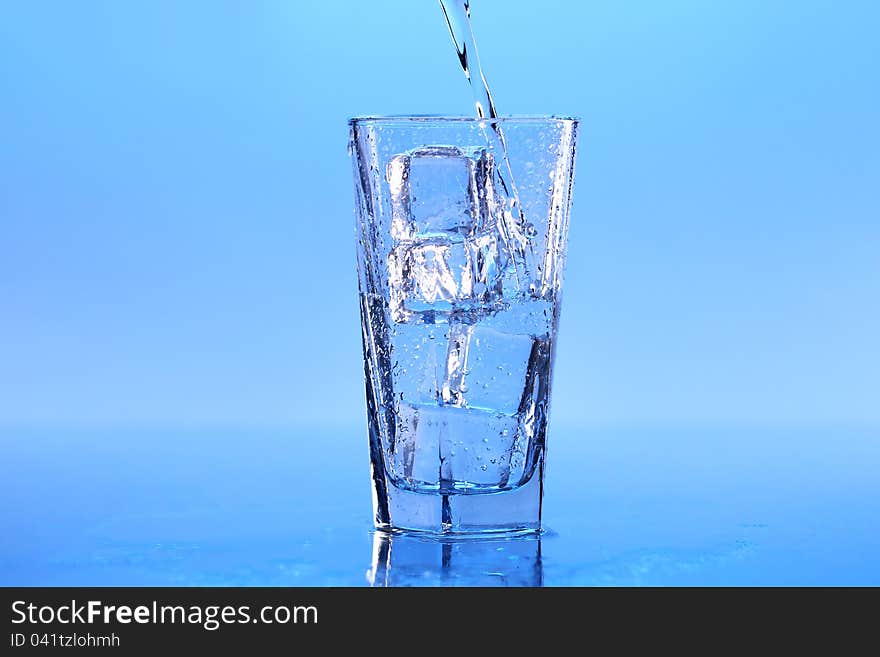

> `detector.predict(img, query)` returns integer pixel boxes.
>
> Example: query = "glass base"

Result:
[372,461,544,535]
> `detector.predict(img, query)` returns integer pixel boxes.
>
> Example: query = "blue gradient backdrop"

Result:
[2,0,880,587]
[2,1,878,431]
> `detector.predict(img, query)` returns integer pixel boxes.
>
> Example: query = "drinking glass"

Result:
[350,116,579,534]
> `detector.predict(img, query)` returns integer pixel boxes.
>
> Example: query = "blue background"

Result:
[1,1,878,585]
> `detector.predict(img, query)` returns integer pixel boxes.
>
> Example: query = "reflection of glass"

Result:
[351,117,579,534]
[367,532,543,587]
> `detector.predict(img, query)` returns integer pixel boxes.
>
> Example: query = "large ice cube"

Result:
[387,145,481,241]
[389,401,521,491]
[386,145,521,324]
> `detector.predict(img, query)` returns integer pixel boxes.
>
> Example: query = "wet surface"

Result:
[2,426,878,586]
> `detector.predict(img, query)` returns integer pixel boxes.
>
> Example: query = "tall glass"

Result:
[350,116,579,534]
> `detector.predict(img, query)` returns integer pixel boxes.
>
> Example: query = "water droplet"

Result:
[480,464,488,471]
[525,223,538,238]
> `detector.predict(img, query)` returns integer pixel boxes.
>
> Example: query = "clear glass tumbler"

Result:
[350,116,579,534]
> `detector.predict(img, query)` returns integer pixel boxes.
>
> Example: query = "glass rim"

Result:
[348,114,579,126]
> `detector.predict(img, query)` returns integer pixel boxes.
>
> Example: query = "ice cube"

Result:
[389,233,514,323]
[389,401,521,490]
[386,146,525,324]
[388,238,467,319]
[387,146,479,241]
